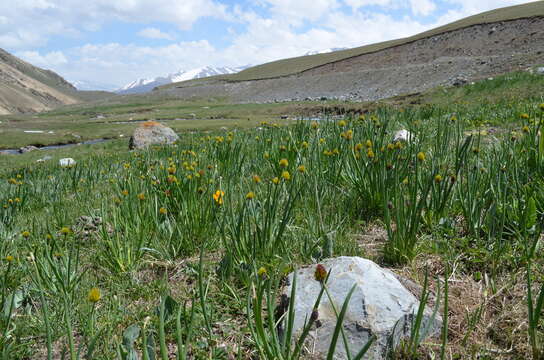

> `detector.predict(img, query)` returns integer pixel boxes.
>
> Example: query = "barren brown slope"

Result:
[157,14,544,103]
[161,0,544,87]
[0,48,80,114]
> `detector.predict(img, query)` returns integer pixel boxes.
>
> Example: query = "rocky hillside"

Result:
[157,2,544,103]
[0,48,80,114]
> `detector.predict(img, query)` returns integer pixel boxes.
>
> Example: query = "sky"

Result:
[0,0,532,90]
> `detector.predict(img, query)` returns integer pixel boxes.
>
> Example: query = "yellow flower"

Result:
[167,166,176,174]
[159,207,167,215]
[297,165,306,173]
[279,159,289,167]
[121,190,129,196]
[88,287,101,303]
[137,193,145,201]
[367,149,375,159]
[246,191,255,200]
[365,140,372,148]
[338,120,346,127]
[311,121,318,129]
[434,174,443,183]
[257,267,267,277]
[213,190,224,205]
[520,113,529,119]
[417,152,426,162]
[8,199,13,204]
[402,177,409,185]
[5,256,14,263]
[354,143,363,152]
[252,175,261,184]
[301,141,309,148]
[14,198,21,203]
[522,125,530,133]
[319,138,325,144]
[387,143,395,151]
[272,177,280,185]
[60,227,72,235]
[343,129,353,140]
[21,231,30,238]
[263,152,270,159]
[123,163,131,169]
[540,103,544,111]
[281,171,291,181]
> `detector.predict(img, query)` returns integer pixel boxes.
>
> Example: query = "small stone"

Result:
[19,146,38,154]
[393,129,413,143]
[59,158,76,167]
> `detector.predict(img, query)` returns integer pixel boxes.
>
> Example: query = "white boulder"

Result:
[283,257,441,359]
[393,129,412,143]
[59,158,76,167]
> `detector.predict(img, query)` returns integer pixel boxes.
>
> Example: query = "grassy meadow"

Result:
[0,73,543,359]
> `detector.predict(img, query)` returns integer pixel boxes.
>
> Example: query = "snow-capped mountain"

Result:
[304,47,348,56]
[118,65,250,94]
[70,79,118,92]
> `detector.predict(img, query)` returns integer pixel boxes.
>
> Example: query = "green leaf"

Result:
[326,284,357,360]
[3,288,25,319]
[524,197,537,230]
[122,324,140,360]
[154,295,178,319]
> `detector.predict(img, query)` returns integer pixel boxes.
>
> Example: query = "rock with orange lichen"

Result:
[129,121,179,149]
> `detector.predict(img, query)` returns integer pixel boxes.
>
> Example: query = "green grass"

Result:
[160,1,544,86]
[0,88,543,358]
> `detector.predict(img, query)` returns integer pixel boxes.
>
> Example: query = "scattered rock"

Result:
[283,257,441,359]
[59,158,76,167]
[129,121,179,150]
[19,146,38,153]
[451,76,468,87]
[74,215,105,239]
[393,129,413,143]
[537,67,544,75]
[36,155,52,163]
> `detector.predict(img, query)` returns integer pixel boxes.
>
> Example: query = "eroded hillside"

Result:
[159,16,544,103]
[0,49,80,114]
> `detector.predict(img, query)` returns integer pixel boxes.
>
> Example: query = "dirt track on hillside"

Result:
[159,16,544,103]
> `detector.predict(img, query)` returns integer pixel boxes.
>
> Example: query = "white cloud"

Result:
[17,50,68,67]
[0,0,228,49]
[137,27,175,41]
[445,0,529,15]
[409,0,436,16]
[263,0,340,24]
[344,0,394,9]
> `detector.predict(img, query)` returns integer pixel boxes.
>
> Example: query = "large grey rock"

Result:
[283,257,441,359]
[129,122,179,149]
[537,67,544,75]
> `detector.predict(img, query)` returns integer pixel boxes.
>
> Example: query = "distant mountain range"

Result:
[70,79,119,92]
[117,65,250,94]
